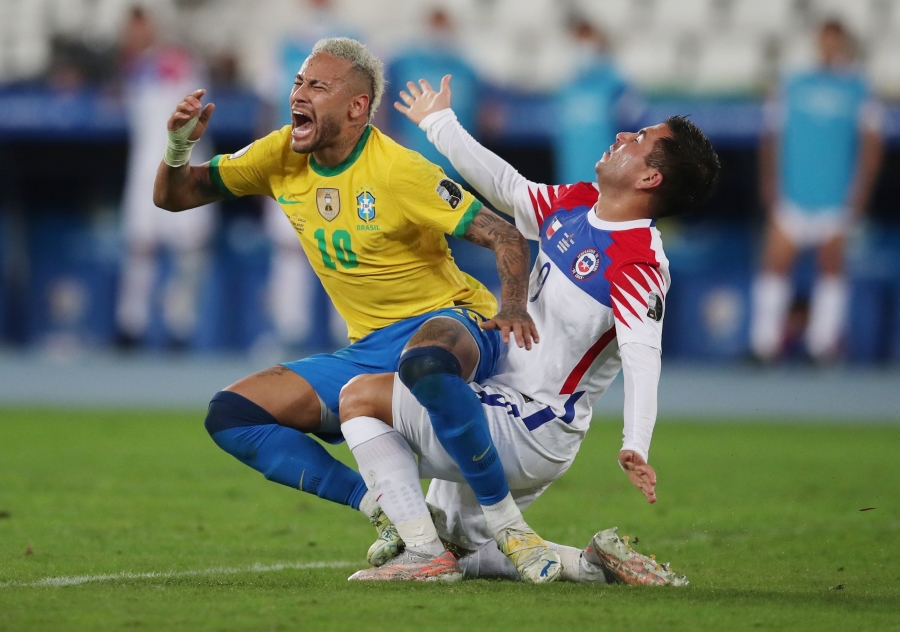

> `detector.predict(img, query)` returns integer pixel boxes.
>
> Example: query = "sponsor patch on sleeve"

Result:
[436,178,463,209]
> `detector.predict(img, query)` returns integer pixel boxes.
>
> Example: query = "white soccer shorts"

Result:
[775,200,850,248]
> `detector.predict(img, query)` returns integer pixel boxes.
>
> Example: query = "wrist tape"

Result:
[164,116,200,167]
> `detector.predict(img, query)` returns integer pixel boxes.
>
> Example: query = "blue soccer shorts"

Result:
[283,307,501,442]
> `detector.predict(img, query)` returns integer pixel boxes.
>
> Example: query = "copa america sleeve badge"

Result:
[436,178,463,209]
[647,292,664,322]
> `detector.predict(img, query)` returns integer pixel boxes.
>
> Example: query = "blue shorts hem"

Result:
[283,307,501,415]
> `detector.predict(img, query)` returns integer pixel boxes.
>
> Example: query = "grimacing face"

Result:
[594,123,671,192]
[288,53,360,154]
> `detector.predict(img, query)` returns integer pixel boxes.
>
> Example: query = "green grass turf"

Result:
[0,409,898,632]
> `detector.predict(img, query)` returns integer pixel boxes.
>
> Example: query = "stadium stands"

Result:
[0,0,897,94]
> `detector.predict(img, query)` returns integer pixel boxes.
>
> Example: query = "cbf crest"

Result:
[316,188,341,221]
[356,190,376,222]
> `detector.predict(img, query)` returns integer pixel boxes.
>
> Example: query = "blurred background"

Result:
[0,0,898,414]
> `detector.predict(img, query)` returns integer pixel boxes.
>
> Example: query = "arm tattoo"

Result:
[464,208,530,311]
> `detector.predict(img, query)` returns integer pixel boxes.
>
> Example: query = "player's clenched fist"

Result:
[164,89,214,168]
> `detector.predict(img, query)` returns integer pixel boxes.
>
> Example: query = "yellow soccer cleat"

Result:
[366,508,405,567]
[495,525,561,583]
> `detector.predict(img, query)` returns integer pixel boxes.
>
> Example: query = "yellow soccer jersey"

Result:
[209,124,497,341]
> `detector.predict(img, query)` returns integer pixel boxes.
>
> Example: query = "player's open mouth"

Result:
[291,111,314,140]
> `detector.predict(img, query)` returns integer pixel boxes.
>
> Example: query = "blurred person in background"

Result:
[256,0,356,352]
[751,19,883,364]
[116,6,218,349]
[554,17,644,185]
[387,6,479,184]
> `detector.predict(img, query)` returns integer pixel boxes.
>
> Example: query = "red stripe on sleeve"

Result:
[610,283,644,322]
[559,326,617,395]
[528,186,546,228]
[623,263,653,296]
[528,182,600,231]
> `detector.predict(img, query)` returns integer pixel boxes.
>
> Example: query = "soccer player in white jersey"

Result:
[337,76,720,583]
[117,7,217,348]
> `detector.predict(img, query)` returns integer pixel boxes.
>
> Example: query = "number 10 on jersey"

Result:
[314,228,359,270]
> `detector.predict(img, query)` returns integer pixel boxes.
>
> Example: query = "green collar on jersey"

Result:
[308,125,372,177]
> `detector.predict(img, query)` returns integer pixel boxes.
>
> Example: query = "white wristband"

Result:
[164,116,200,167]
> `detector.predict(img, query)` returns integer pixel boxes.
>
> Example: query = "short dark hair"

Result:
[644,115,721,218]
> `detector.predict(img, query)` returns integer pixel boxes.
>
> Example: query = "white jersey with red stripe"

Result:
[482,181,669,444]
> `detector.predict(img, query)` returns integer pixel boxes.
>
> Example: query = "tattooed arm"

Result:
[464,207,539,349]
[154,159,225,212]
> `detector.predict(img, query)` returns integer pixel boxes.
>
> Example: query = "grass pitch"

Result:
[0,409,898,632]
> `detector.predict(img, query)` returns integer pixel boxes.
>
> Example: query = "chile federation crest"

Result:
[571,248,601,281]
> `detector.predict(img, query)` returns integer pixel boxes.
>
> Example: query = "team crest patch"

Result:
[571,248,600,281]
[356,191,376,222]
[436,178,463,209]
[647,292,664,322]
[316,188,340,221]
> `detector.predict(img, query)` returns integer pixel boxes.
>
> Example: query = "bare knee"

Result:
[404,318,479,380]
[339,373,395,425]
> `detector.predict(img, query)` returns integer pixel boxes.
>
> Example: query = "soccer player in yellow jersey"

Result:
[153,37,562,581]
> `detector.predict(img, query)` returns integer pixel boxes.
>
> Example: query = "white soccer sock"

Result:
[457,542,519,580]
[549,542,609,584]
[357,490,379,521]
[342,416,444,554]
[480,492,528,537]
[806,275,847,361]
[116,250,156,338]
[750,273,792,360]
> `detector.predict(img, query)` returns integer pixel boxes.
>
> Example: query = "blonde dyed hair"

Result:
[310,37,385,119]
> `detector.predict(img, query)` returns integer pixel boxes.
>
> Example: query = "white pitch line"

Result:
[0,560,355,588]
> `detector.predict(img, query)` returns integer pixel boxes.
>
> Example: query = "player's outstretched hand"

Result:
[395,75,453,125]
[480,307,539,350]
[168,89,215,141]
[618,450,657,504]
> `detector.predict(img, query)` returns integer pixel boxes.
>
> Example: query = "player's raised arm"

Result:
[396,76,545,240]
[153,89,227,212]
